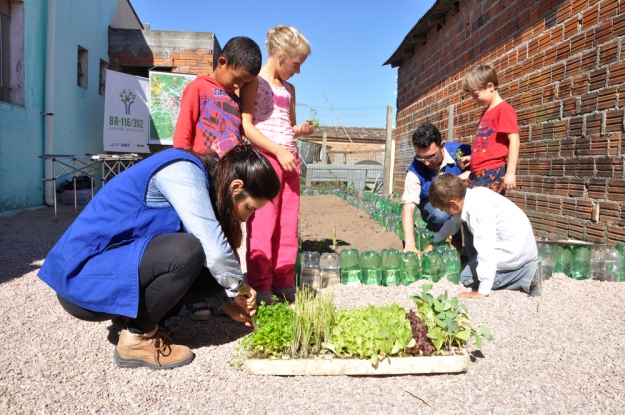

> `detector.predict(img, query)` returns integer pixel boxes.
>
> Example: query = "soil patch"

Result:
[299,194,403,253]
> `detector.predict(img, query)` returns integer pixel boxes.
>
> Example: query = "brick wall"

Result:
[108,28,219,75]
[393,0,625,244]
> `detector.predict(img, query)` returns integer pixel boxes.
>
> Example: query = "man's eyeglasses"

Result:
[415,151,439,163]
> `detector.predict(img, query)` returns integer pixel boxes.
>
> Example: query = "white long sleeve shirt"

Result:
[432,187,537,295]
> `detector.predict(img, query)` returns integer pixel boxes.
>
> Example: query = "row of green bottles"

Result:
[339,247,461,286]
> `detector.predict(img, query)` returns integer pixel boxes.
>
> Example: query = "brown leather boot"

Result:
[114,326,194,369]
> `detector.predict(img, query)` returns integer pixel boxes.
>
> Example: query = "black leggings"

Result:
[57,233,225,333]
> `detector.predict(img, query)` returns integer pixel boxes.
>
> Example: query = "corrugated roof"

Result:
[383,0,458,67]
[305,126,387,141]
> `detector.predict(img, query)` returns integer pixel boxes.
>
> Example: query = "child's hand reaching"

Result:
[277,147,298,173]
[503,172,516,190]
[295,121,315,137]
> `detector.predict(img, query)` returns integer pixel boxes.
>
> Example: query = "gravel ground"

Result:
[1,201,624,414]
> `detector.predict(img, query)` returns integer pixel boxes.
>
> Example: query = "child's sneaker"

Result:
[529,278,541,297]
[186,301,211,321]
[273,286,296,303]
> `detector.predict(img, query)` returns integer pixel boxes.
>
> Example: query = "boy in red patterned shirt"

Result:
[173,37,261,157]
[462,64,519,195]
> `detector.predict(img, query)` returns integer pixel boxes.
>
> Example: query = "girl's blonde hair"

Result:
[462,64,499,93]
[266,25,311,59]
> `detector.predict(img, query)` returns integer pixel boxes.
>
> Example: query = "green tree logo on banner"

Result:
[120,89,137,115]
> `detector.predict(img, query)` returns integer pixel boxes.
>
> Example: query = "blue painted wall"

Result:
[0,0,119,212]
[0,0,47,211]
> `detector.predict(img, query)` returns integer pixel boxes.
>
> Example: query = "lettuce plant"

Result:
[409,284,492,352]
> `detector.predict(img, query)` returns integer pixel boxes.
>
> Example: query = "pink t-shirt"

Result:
[252,75,297,154]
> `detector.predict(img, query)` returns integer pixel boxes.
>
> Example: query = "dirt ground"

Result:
[299,194,403,254]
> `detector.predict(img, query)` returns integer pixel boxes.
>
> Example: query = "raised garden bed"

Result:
[245,348,469,376]
[235,285,490,377]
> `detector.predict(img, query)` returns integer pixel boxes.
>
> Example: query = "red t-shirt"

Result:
[173,76,242,157]
[470,100,518,172]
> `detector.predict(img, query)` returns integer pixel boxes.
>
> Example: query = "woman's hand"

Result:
[277,147,298,173]
[235,283,257,318]
[221,301,253,326]
[423,243,435,253]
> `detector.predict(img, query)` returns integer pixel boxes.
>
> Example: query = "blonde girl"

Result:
[240,25,313,304]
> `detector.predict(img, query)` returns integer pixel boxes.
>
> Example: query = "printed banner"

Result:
[103,70,151,153]
[148,71,196,145]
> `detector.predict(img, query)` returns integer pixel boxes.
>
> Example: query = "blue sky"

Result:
[130,0,436,126]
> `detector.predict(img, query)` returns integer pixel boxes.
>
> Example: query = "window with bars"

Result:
[0,0,11,103]
[0,0,24,106]
[77,46,88,88]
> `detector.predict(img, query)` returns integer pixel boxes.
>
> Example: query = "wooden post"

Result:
[383,105,393,195]
[321,131,327,164]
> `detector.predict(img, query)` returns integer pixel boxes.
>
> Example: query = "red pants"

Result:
[246,151,300,292]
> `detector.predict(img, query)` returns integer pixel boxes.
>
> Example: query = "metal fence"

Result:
[296,104,394,194]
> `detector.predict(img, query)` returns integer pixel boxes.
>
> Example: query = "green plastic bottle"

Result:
[421,251,442,282]
[554,245,573,276]
[615,243,625,282]
[360,250,382,285]
[570,245,591,280]
[400,252,421,285]
[442,251,461,285]
[381,249,402,286]
[340,248,362,285]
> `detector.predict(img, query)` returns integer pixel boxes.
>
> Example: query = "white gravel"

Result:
[1,204,624,414]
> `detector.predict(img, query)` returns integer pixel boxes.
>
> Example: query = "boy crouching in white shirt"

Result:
[425,174,540,299]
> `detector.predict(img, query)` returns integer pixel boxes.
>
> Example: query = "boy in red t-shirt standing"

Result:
[462,64,519,195]
[173,36,261,157]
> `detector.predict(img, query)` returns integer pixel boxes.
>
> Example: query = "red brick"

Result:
[552,158,566,176]
[598,86,618,110]
[582,5,600,30]
[580,92,598,113]
[599,41,618,67]
[590,135,609,155]
[577,157,595,176]
[562,97,579,116]
[599,0,619,21]
[535,141,548,157]
[576,136,592,155]
[555,216,570,238]
[596,156,618,177]
[609,133,621,155]
[569,177,586,197]
[562,197,577,215]
[569,218,585,239]
[608,179,625,201]
[586,113,603,135]
[581,49,598,72]
[561,137,577,156]
[547,196,562,214]
[589,68,608,90]
[547,140,561,158]
[577,199,594,219]
[600,201,621,223]
[605,110,624,133]
[586,223,606,243]
[607,225,625,244]
[572,75,589,95]
[609,62,625,86]
[570,116,584,136]
[595,20,613,45]
[588,178,607,198]
[614,14,625,39]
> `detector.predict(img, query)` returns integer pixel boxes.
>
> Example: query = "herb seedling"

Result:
[307,108,322,131]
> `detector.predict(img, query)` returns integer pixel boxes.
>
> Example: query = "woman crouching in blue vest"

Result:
[38,144,280,370]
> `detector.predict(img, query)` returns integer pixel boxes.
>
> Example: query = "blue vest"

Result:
[407,142,471,199]
[38,149,209,317]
